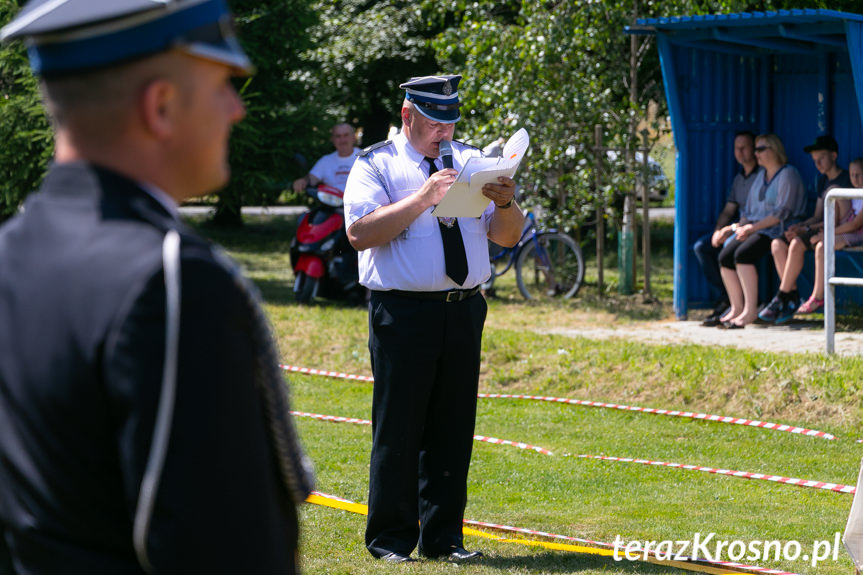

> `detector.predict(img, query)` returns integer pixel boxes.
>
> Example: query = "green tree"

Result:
[433,1,627,233]
[429,0,860,233]
[0,0,318,226]
[0,0,52,224]
[297,0,441,146]
[213,0,318,226]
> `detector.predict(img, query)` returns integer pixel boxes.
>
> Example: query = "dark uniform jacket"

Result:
[0,163,300,574]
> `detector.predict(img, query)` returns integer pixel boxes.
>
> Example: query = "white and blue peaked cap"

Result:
[400,75,462,124]
[1,0,253,77]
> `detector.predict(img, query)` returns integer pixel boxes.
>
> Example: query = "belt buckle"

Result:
[445,291,460,303]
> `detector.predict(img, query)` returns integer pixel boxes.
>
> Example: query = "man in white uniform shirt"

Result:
[343,75,523,563]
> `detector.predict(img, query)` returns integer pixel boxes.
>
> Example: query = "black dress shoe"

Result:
[447,547,484,561]
[716,302,730,315]
[380,552,416,563]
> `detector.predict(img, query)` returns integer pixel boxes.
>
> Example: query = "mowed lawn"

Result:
[192,215,863,575]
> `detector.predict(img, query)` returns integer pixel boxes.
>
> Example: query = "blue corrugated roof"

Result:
[627,9,863,55]
[636,9,863,29]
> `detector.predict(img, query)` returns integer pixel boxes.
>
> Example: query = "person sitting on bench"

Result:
[717,133,806,329]
[794,157,863,315]
[758,135,852,324]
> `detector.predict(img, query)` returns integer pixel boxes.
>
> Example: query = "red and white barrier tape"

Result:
[279,364,835,440]
[291,411,850,494]
[281,364,374,382]
[473,435,553,455]
[309,491,803,575]
[463,518,611,548]
[291,411,371,425]
[479,394,835,440]
[570,454,855,494]
[290,411,553,455]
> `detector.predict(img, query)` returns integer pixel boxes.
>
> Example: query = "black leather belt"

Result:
[382,286,481,302]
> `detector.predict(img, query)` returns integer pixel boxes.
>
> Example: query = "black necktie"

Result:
[426,157,468,286]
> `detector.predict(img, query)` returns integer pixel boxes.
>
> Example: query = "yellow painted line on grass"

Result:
[305,493,742,574]
[306,492,369,516]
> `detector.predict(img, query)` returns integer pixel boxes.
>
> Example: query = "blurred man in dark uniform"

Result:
[344,75,523,563]
[0,1,313,573]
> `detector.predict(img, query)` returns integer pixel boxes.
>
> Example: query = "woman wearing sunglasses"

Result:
[716,133,807,328]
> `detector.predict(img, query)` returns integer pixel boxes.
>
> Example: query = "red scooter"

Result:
[290,184,365,304]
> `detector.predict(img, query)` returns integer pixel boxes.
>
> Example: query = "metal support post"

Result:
[824,188,863,354]
[594,125,605,297]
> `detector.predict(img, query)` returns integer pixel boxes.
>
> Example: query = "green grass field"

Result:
[192,215,863,575]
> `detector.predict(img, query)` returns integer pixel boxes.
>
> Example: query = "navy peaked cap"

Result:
[400,75,462,124]
[0,0,253,76]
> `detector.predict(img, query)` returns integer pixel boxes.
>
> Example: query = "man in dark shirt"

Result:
[695,131,761,326]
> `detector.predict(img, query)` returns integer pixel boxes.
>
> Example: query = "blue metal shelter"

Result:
[630,9,863,319]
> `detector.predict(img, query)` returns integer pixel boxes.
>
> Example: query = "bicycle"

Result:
[484,211,585,301]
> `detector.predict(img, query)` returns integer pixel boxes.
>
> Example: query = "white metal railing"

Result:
[824,188,863,354]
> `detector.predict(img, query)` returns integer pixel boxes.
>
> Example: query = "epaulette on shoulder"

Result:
[453,139,482,152]
[359,140,393,157]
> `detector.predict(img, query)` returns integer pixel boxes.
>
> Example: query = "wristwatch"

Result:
[497,198,514,209]
[731,223,737,232]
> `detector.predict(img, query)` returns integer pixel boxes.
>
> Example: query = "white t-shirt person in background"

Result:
[293,123,361,192]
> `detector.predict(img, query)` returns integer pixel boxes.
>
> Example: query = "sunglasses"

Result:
[754,146,771,152]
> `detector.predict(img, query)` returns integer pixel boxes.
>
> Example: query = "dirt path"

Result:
[540,319,863,356]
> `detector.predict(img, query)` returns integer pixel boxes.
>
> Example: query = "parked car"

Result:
[606,150,669,202]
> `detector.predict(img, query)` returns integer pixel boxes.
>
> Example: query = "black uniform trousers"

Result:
[365,290,487,558]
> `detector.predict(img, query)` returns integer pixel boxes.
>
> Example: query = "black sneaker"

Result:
[774,297,799,324]
[757,294,783,323]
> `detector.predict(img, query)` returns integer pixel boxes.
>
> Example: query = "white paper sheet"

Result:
[432,128,529,218]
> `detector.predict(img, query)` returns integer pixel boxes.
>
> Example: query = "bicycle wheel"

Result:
[481,260,498,292]
[482,243,514,292]
[515,232,584,300]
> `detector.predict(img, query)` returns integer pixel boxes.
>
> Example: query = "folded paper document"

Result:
[432,128,529,218]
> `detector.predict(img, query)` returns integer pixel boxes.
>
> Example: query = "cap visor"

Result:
[413,105,460,124]
[183,38,254,76]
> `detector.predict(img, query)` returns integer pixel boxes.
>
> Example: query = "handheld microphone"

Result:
[438,140,453,170]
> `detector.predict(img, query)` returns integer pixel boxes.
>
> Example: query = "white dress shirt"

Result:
[344,132,494,291]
